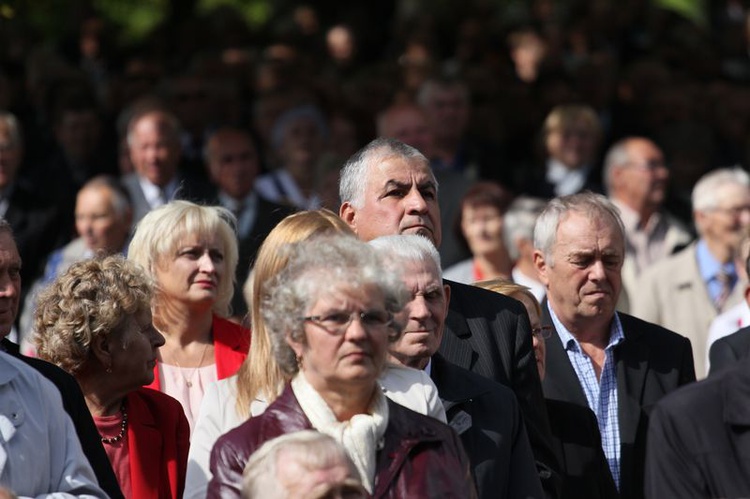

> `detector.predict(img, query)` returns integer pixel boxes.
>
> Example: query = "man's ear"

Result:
[339,202,357,233]
[533,250,550,286]
[744,284,750,307]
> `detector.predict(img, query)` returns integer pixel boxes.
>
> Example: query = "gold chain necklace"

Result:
[168,342,210,388]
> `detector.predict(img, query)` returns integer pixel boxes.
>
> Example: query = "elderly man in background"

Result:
[204,126,295,317]
[503,196,548,302]
[533,192,695,499]
[122,105,212,223]
[339,137,560,498]
[603,137,692,311]
[632,167,750,378]
[19,175,133,347]
[371,234,544,499]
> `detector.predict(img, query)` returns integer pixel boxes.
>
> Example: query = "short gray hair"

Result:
[368,234,442,275]
[242,431,361,499]
[503,197,547,261]
[125,108,182,148]
[692,167,750,213]
[602,138,637,191]
[262,234,408,376]
[79,175,132,220]
[339,137,434,209]
[533,192,625,264]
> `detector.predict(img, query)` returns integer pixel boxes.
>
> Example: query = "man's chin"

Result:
[402,227,436,244]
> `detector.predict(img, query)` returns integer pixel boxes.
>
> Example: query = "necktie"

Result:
[714,269,732,310]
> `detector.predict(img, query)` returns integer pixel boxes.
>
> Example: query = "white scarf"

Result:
[291,372,389,493]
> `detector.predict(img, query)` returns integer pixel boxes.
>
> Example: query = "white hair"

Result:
[368,234,442,275]
[692,167,750,213]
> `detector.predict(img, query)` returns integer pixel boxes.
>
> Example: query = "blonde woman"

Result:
[127,200,250,430]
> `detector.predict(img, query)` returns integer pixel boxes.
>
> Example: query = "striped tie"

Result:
[714,269,732,310]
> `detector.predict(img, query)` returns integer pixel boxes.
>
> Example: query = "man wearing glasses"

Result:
[632,167,750,378]
[602,137,693,313]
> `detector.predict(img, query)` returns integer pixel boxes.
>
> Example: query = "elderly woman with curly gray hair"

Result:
[34,254,189,499]
[207,234,475,499]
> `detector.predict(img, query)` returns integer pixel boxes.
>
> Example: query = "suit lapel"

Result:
[614,317,649,449]
[540,303,589,407]
[442,280,476,371]
[127,393,164,498]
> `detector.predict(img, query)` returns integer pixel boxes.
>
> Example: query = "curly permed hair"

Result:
[34,254,153,375]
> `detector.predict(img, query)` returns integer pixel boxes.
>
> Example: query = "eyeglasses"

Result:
[532,325,553,340]
[710,205,750,217]
[623,160,668,171]
[300,309,393,335]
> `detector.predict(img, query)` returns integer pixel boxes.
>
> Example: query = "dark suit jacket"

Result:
[541,308,696,499]
[440,280,560,498]
[646,361,750,498]
[211,192,295,317]
[545,399,618,499]
[122,172,215,224]
[709,325,750,375]
[126,388,190,499]
[4,178,73,297]
[431,353,544,499]
[1,338,124,499]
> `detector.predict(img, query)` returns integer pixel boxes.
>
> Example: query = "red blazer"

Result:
[126,388,190,499]
[147,315,251,391]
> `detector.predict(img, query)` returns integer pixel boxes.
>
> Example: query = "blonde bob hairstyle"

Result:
[34,254,153,375]
[474,278,541,317]
[127,200,239,317]
[236,209,353,417]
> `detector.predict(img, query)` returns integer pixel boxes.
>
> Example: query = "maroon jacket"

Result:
[207,384,477,498]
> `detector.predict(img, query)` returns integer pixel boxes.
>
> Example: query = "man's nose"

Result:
[410,295,431,320]
[405,190,428,213]
[0,275,17,298]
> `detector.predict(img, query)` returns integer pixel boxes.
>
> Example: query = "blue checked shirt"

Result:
[548,304,625,490]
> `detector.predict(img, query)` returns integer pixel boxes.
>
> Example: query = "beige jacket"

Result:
[631,242,746,378]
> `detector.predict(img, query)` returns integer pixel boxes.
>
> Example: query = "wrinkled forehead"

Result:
[367,155,435,187]
[403,258,442,288]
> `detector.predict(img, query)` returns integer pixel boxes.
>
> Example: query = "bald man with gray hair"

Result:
[603,137,692,312]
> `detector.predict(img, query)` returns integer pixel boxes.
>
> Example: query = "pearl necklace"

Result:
[100,403,128,445]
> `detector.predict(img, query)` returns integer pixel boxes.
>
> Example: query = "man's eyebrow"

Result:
[417,180,437,191]
[383,179,410,189]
